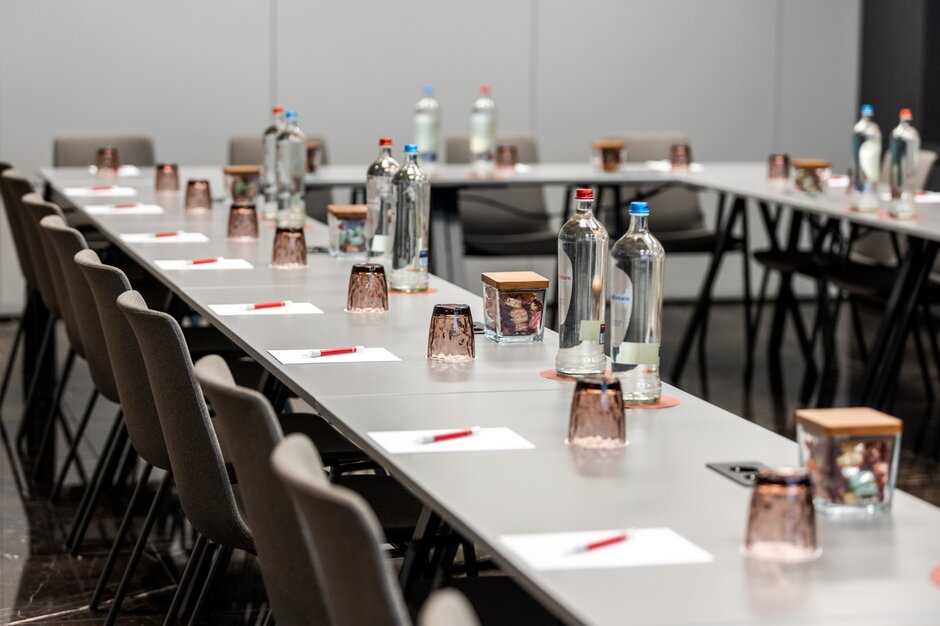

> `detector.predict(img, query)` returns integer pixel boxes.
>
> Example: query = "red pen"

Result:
[190,257,222,265]
[153,231,180,238]
[246,300,291,311]
[305,345,365,358]
[92,185,115,191]
[114,203,140,208]
[575,532,629,553]
[419,426,482,444]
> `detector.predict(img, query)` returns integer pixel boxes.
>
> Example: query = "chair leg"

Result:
[848,297,869,361]
[103,472,173,626]
[163,534,208,626]
[66,419,126,554]
[189,546,233,625]
[911,314,934,402]
[0,303,26,408]
[32,349,76,481]
[49,402,110,503]
[16,315,56,450]
[180,542,219,624]
[0,310,28,498]
[90,462,154,611]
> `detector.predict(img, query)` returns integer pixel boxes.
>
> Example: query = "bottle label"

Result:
[371,234,388,253]
[859,139,880,182]
[470,112,495,154]
[609,265,633,345]
[614,342,660,366]
[579,320,602,343]
[415,113,439,155]
[419,249,429,268]
[557,251,573,326]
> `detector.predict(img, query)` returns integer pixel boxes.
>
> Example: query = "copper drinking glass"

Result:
[670,144,692,171]
[227,202,259,241]
[184,179,212,211]
[496,145,518,170]
[271,227,307,269]
[306,140,322,173]
[95,146,119,176]
[347,263,389,312]
[591,139,625,172]
[744,467,820,562]
[767,154,791,181]
[567,376,627,448]
[427,304,475,362]
[155,163,180,192]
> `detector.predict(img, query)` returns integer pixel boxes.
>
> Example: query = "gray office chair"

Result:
[52,134,155,167]
[272,433,479,626]
[418,588,480,626]
[445,134,556,255]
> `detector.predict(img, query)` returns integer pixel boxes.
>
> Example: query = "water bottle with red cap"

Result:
[366,137,400,263]
[556,187,609,377]
[470,85,496,175]
[262,105,285,219]
[414,85,441,173]
[889,108,921,219]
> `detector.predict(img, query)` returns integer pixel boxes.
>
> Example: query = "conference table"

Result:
[39,165,940,625]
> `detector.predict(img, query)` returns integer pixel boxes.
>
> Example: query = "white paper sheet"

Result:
[644,160,705,173]
[85,203,163,215]
[120,232,208,243]
[154,258,253,270]
[87,165,141,176]
[879,191,940,204]
[208,302,323,316]
[269,347,400,365]
[499,527,713,571]
[64,186,138,197]
[368,427,535,454]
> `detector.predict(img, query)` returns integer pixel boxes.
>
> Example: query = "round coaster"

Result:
[931,566,940,587]
[539,369,612,382]
[624,396,680,410]
[390,287,439,295]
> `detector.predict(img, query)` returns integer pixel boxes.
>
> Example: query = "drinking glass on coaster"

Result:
[155,163,180,192]
[347,263,388,312]
[670,143,692,171]
[744,467,820,563]
[185,179,213,211]
[95,146,119,177]
[226,202,259,241]
[767,154,790,181]
[427,304,475,362]
[271,226,307,269]
[306,140,322,173]
[496,145,518,171]
[567,376,627,449]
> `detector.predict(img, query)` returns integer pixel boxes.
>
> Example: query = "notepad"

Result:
[269,347,400,365]
[368,427,534,454]
[87,165,141,176]
[879,191,940,204]
[209,302,323,316]
[64,186,138,197]
[120,232,208,243]
[154,259,253,270]
[85,203,163,215]
[499,527,713,571]
[644,160,704,173]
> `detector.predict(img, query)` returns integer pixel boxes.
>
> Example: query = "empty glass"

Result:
[427,304,475,362]
[95,146,119,176]
[567,376,627,449]
[347,263,389,312]
[496,144,518,170]
[155,163,180,191]
[227,202,259,241]
[271,227,307,269]
[744,467,820,562]
[185,179,212,211]
[767,154,790,181]
[591,139,625,172]
[670,144,692,170]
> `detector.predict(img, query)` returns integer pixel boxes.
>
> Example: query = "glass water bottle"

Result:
[389,144,430,292]
[850,104,881,212]
[889,108,921,219]
[366,137,400,265]
[261,105,285,219]
[414,85,441,173]
[275,110,306,224]
[470,85,496,176]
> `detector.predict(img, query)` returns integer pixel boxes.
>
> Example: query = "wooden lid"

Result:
[792,158,832,169]
[795,407,901,436]
[591,139,625,149]
[223,165,261,175]
[327,204,367,218]
[481,271,549,290]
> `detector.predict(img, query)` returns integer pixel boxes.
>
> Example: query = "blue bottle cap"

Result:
[404,144,419,154]
[860,104,874,117]
[629,201,649,215]
[285,110,297,120]
[423,85,434,96]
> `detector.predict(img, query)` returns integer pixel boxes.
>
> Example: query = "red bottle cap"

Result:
[900,108,913,120]
[273,106,284,114]
[379,137,393,146]
[480,85,491,95]
[575,188,593,200]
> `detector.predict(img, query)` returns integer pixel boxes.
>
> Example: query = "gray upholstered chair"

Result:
[272,433,479,626]
[445,134,555,256]
[52,134,155,167]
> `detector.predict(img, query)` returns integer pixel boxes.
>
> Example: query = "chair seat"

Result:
[411,576,559,626]
[753,249,832,278]
[658,228,719,254]
[336,474,423,543]
[277,412,366,467]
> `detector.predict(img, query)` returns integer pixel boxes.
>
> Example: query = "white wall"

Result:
[0,0,861,312]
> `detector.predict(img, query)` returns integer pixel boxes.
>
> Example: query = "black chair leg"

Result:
[0,301,26,408]
[189,546,233,625]
[67,421,126,554]
[164,533,208,626]
[32,349,76,481]
[90,462,154,611]
[181,542,218,623]
[0,310,28,498]
[16,315,56,450]
[104,472,173,626]
[49,403,113,503]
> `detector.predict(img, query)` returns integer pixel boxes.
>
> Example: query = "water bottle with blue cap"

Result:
[851,103,881,211]
[609,201,665,404]
[390,144,430,291]
[414,85,440,172]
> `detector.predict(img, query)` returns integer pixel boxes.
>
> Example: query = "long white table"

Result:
[40,166,940,625]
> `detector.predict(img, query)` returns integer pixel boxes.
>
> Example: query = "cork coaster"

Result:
[390,287,439,295]
[538,370,680,409]
[931,566,940,587]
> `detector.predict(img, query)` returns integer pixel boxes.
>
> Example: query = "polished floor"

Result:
[1,299,939,624]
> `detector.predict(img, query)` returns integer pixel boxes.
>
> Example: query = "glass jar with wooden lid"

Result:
[481,271,549,342]
[792,159,832,195]
[327,204,369,256]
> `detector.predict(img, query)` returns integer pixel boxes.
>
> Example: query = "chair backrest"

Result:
[445,134,551,238]
[40,218,120,403]
[117,290,253,553]
[271,434,411,626]
[193,355,330,626]
[20,193,66,320]
[618,131,706,233]
[75,251,170,470]
[0,169,40,291]
[417,588,480,626]
[228,136,263,166]
[53,135,155,167]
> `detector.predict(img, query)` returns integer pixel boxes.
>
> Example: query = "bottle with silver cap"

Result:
[851,104,882,212]
[261,106,285,219]
[389,144,431,292]
[366,137,400,264]
[275,110,306,225]
[889,108,921,219]
[469,85,496,176]
[414,85,441,173]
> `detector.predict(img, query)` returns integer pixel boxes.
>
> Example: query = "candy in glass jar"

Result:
[327,204,369,256]
[481,271,549,343]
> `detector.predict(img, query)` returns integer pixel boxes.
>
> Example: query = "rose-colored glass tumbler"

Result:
[744,467,820,562]
[427,304,475,362]
[767,154,790,181]
[95,146,119,176]
[567,376,627,448]
[272,227,307,269]
[496,145,518,170]
[227,203,259,241]
[306,140,322,173]
[591,140,625,172]
[185,179,212,211]
[670,144,692,171]
[155,163,180,192]
[347,263,388,312]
